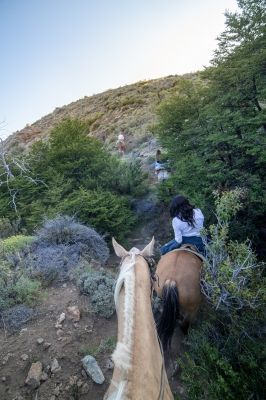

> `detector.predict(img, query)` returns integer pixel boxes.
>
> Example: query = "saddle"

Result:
[171,244,206,263]
[180,244,199,253]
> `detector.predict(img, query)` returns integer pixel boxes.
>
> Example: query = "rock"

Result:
[25,361,43,389]
[54,385,60,396]
[56,329,64,336]
[55,312,66,328]
[37,338,44,344]
[77,379,83,388]
[43,365,51,374]
[67,305,80,322]
[1,377,6,381]
[82,355,105,384]
[21,354,29,361]
[81,383,90,394]
[51,358,61,373]
[40,371,48,381]
[81,369,87,379]
[44,342,51,349]
[105,358,114,370]
[69,375,78,385]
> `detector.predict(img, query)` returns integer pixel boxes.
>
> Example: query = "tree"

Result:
[155,0,266,255]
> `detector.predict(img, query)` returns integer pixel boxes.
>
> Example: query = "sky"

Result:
[0,0,239,139]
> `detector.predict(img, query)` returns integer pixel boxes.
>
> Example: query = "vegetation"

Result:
[0,118,148,241]
[155,0,266,258]
[76,270,116,318]
[177,189,266,400]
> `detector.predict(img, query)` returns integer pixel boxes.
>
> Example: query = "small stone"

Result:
[1,377,6,381]
[67,305,80,322]
[81,383,90,394]
[43,365,51,374]
[37,338,44,344]
[77,379,83,388]
[73,323,78,328]
[21,328,28,332]
[3,355,9,362]
[54,385,60,396]
[69,375,78,385]
[61,337,67,342]
[62,284,67,287]
[82,355,104,384]
[44,342,51,349]
[81,369,87,379]
[56,329,64,336]
[21,354,29,361]
[25,361,43,389]
[105,358,114,370]
[51,359,61,373]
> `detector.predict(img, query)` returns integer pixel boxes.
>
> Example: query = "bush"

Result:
[77,270,116,318]
[0,235,35,257]
[0,218,21,239]
[36,215,109,263]
[176,189,266,400]
[0,305,34,332]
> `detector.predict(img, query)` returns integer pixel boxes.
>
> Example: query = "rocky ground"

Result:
[0,272,186,400]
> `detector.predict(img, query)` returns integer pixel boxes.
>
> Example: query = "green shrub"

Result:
[0,218,21,239]
[77,270,116,318]
[13,277,43,306]
[0,235,35,256]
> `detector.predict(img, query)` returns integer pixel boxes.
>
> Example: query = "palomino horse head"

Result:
[154,249,204,352]
[104,237,174,400]
[117,140,125,155]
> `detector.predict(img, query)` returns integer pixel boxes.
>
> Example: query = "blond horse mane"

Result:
[105,239,155,400]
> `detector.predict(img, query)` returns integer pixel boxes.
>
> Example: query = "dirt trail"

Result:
[0,277,186,400]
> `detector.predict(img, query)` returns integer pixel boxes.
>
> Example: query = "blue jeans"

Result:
[161,236,204,256]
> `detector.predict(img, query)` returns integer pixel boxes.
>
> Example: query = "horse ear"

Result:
[112,237,130,258]
[140,237,155,257]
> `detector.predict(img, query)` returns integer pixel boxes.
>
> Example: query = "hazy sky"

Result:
[0,0,238,139]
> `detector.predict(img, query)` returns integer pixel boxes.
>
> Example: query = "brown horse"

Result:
[104,238,173,400]
[117,140,125,155]
[154,248,204,351]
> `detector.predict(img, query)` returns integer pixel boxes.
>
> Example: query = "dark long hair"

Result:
[170,195,195,227]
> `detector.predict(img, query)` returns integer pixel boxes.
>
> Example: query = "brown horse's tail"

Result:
[156,281,179,352]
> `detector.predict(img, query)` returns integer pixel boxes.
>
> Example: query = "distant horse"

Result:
[104,238,174,400]
[157,169,170,182]
[154,248,204,351]
[117,140,125,155]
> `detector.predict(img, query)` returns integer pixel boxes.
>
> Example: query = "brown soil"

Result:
[0,268,186,400]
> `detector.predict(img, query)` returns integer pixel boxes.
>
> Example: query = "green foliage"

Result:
[178,189,266,399]
[56,189,137,242]
[0,235,35,256]
[77,270,116,318]
[0,118,148,238]
[78,335,116,357]
[155,1,266,256]
[0,217,22,239]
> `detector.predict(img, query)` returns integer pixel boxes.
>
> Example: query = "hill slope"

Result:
[5,73,198,154]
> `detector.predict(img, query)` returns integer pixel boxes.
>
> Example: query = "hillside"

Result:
[5,73,198,154]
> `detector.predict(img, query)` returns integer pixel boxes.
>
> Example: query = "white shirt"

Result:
[118,134,124,140]
[172,208,204,243]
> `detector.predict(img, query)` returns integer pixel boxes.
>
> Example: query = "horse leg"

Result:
[180,307,199,335]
